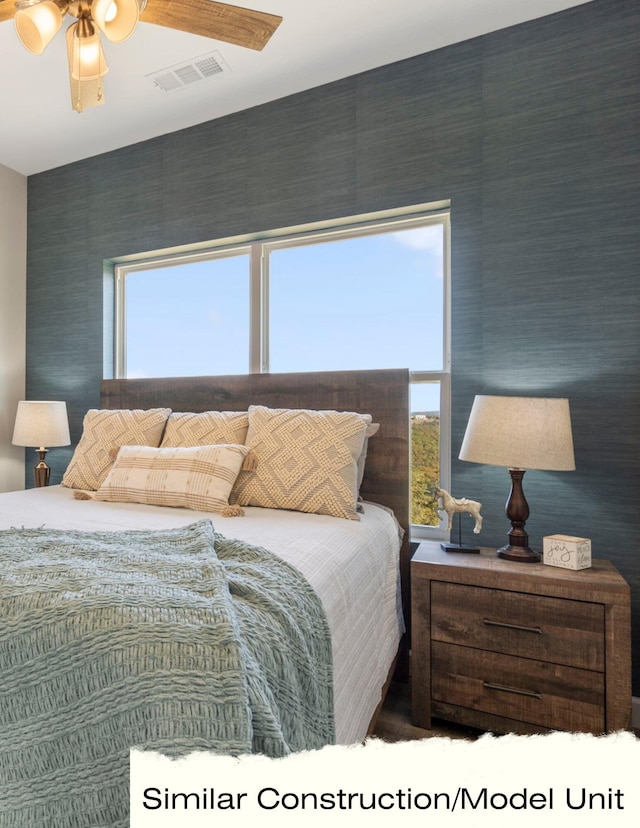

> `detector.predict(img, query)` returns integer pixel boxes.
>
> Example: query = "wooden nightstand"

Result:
[411,542,632,735]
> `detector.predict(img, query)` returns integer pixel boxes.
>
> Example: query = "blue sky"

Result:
[125,224,445,413]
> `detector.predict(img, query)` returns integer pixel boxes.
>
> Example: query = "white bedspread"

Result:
[0,486,403,745]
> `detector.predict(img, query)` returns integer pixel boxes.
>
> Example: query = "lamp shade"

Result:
[12,401,71,448]
[69,21,109,81]
[66,24,107,112]
[92,0,140,43]
[14,0,64,55]
[459,395,575,471]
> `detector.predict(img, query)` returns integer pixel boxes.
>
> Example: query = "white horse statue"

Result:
[434,487,483,534]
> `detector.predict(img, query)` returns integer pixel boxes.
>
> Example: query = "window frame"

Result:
[113,203,451,539]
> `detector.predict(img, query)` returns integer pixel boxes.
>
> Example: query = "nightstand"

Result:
[411,542,632,735]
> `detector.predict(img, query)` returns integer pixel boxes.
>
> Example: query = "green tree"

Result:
[411,417,440,525]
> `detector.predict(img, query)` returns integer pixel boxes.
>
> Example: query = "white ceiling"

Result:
[0,0,592,176]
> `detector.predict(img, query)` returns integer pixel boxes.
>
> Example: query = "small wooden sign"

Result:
[543,534,592,570]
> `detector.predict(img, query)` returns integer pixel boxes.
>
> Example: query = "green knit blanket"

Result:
[0,519,334,827]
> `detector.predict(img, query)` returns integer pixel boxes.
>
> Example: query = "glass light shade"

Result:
[70,25,109,81]
[92,0,140,43]
[69,75,106,112]
[66,25,107,111]
[459,395,575,471]
[12,401,71,448]
[14,0,64,55]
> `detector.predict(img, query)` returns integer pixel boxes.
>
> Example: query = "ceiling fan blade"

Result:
[0,1,16,24]
[141,0,282,51]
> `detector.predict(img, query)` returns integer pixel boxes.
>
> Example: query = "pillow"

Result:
[89,444,250,516]
[161,411,248,448]
[357,422,380,492]
[62,408,171,491]
[232,405,372,520]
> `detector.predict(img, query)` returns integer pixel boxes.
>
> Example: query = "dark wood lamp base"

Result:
[497,468,540,563]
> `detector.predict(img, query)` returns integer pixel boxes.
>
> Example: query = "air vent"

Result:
[148,51,229,93]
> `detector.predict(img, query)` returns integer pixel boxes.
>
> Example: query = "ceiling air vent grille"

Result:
[148,51,228,93]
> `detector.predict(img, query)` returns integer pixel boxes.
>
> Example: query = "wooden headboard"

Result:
[101,368,411,624]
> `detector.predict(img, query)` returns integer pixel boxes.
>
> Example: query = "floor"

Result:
[371,680,479,743]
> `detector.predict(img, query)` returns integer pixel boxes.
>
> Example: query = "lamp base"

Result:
[498,467,540,563]
[497,544,541,563]
[33,448,51,488]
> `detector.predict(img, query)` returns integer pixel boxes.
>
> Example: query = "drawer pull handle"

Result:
[483,619,542,634]
[483,681,542,700]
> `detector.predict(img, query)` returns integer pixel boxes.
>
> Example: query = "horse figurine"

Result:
[434,487,483,534]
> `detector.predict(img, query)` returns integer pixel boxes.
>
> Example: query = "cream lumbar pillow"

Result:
[85,444,250,516]
[161,411,249,448]
[232,405,372,520]
[62,408,171,492]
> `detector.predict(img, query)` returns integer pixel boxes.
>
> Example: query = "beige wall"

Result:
[0,163,27,491]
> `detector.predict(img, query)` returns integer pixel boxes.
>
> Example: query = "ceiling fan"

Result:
[0,0,282,112]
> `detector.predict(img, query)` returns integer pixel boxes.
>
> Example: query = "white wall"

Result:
[0,163,27,492]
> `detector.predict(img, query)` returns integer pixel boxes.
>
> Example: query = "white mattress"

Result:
[0,486,403,745]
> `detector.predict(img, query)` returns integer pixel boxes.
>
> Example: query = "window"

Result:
[123,251,250,378]
[114,204,451,536]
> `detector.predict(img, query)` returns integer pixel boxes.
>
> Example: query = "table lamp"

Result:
[459,395,575,562]
[12,400,71,487]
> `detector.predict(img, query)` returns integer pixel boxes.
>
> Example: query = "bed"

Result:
[0,368,410,827]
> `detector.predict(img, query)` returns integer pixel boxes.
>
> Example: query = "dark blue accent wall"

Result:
[27,0,640,693]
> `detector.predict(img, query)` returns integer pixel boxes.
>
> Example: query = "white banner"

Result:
[131,732,639,827]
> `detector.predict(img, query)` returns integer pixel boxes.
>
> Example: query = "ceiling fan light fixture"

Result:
[14,0,64,55]
[9,0,280,112]
[68,19,109,81]
[66,21,107,111]
[92,0,139,44]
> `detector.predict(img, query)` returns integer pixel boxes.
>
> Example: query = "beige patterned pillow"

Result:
[232,405,372,520]
[90,444,250,515]
[62,408,171,491]
[161,411,248,448]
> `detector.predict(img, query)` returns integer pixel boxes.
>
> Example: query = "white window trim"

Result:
[112,203,452,540]
[410,205,452,541]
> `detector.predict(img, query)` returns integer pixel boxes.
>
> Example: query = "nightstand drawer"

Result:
[431,641,605,733]
[431,581,604,671]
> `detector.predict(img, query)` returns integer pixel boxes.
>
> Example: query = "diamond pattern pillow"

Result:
[232,405,372,520]
[92,444,249,515]
[62,408,171,491]
[160,411,249,448]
